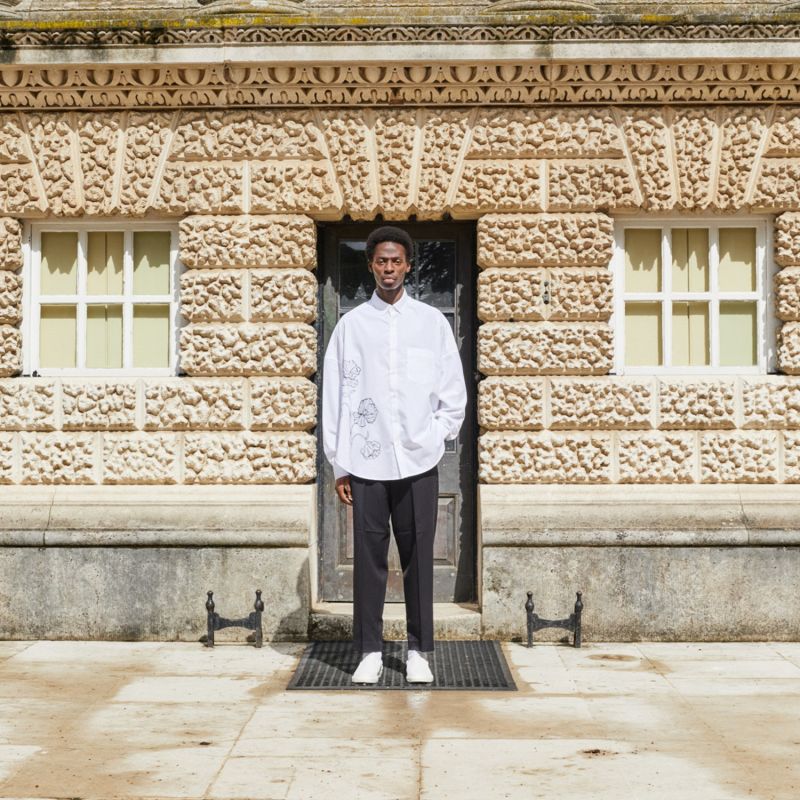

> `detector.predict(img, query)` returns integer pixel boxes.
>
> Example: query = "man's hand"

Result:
[335,475,353,506]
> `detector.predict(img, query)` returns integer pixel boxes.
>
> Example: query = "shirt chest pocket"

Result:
[406,346,436,385]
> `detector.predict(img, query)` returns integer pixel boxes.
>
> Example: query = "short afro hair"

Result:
[365,226,414,264]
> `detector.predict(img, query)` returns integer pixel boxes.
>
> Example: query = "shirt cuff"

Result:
[333,463,350,480]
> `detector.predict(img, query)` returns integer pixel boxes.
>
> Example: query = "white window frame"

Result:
[22,221,182,377]
[612,217,776,376]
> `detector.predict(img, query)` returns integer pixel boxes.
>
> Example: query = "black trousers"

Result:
[350,466,438,655]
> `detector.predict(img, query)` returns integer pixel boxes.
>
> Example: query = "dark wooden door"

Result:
[317,222,476,603]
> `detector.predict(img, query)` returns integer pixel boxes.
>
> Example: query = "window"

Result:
[24,225,180,375]
[613,219,773,374]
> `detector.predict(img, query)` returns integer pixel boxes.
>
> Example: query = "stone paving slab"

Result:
[0,641,798,799]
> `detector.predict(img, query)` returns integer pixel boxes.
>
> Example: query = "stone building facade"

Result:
[2,1,800,641]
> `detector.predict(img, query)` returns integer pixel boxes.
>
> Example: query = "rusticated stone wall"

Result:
[0,218,22,378]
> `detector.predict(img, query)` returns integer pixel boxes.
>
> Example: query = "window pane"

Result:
[40,305,76,368]
[40,232,77,295]
[416,240,455,307]
[133,305,170,368]
[338,241,373,309]
[133,231,171,295]
[625,302,662,366]
[86,304,123,369]
[87,232,124,296]
[720,302,757,367]
[672,228,708,292]
[672,302,709,367]
[625,229,661,293]
[719,228,756,292]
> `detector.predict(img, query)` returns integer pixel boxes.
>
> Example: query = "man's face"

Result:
[368,241,411,292]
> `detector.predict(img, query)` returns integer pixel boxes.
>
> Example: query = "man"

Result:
[322,226,467,684]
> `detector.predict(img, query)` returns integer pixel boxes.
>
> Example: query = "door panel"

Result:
[317,223,476,603]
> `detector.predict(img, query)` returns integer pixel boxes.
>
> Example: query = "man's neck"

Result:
[376,285,405,305]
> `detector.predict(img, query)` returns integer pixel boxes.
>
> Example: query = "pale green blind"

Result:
[625,302,662,366]
[624,229,661,293]
[719,228,756,292]
[720,302,757,367]
[86,305,123,369]
[87,232,124,296]
[133,305,170,368]
[40,232,77,295]
[672,228,709,292]
[672,302,709,367]
[134,232,171,295]
[40,305,76,368]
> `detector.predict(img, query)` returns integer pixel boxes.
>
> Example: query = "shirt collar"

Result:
[369,288,410,313]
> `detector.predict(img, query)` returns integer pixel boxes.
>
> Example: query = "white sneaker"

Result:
[406,649,434,683]
[352,651,383,684]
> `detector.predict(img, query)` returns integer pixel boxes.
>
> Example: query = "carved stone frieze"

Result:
[658,381,736,430]
[180,270,245,323]
[700,432,778,483]
[550,379,654,430]
[618,432,695,483]
[477,376,545,431]
[62,382,137,431]
[249,377,317,430]
[102,433,179,484]
[0,381,56,431]
[144,380,245,431]
[0,271,21,325]
[250,269,317,323]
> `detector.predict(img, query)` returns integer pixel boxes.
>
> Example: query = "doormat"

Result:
[287,640,516,691]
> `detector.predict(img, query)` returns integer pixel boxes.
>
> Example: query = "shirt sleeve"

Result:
[433,316,467,441]
[322,324,349,480]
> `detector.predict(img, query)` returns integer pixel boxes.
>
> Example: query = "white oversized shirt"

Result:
[322,289,467,481]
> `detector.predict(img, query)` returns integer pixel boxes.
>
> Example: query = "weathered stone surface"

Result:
[775,268,800,321]
[477,269,546,322]
[102,433,178,484]
[765,108,800,157]
[477,213,613,269]
[783,431,800,482]
[21,433,95,484]
[658,381,736,430]
[469,108,623,159]
[550,379,654,430]
[180,270,244,323]
[249,161,339,215]
[477,377,544,431]
[250,269,317,323]
[155,162,244,214]
[179,323,316,377]
[179,215,316,269]
[620,109,675,210]
[700,433,778,483]
[320,111,377,219]
[479,431,611,483]
[547,160,640,211]
[742,379,800,429]
[171,110,325,161]
[144,380,245,431]
[774,212,800,267]
[373,109,417,220]
[478,322,613,375]
[118,111,173,216]
[672,108,716,209]
[0,382,56,431]
[452,160,541,214]
[62,383,137,431]
[618,432,695,483]
[0,325,21,376]
[27,113,81,216]
[715,107,767,210]
[183,432,316,484]
[0,271,21,324]
[77,112,123,216]
[417,111,469,218]
[549,269,613,321]
[778,322,800,374]
[0,433,13,483]
[249,378,317,431]
[0,217,23,270]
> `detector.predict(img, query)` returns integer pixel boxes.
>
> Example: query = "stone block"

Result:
[547,160,640,211]
[27,113,81,216]
[0,381,56,431]
[658,381,736,430]
[77,112,123,216]
[118,111,173,216]
[742,379,800,429]
[0,325,21,376]
[179,215,316,269]
[478,322,613,376]
[180,270,245,323]
[618,432,696,483]
[154,162,244,215]
[766,108,800,157]
[672,108,716,209]
[619,109,675,210]
[700,433,778,483]
[144,380,245,431]
[373,110,417,220]
[774,213,800,267]
[478,431,611,483]
[21,433,95,484]
[249,378,317,431]
[0,164,43,216]
[0,217,22,270]
[102,433,179,484]
[477,377,544,431]
[250,269,317,323]
[548,269,613,321]
[775,268,800,321]
[752,159,800,210]
[778,322,800,374]
[550,379,654,430]
[469,108,623,159]
[0,115,28,164]
[179,323,316,377]
[62,383,137,431]
[0,432,12,483]
[452,160,542,215]
[715,107,768,210]
[183,432,316,484]
[249,161,340,216]
[784,432,800,483]
[0,271,21,325]
[477,269,546,321]
[477,213,613,268]
[417,111,470,218]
